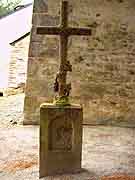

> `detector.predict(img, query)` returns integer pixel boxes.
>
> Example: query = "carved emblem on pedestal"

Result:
[49,116,73,151]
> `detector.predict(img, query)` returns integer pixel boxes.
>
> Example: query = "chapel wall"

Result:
[24,0,135,126]
[8,35,30,95]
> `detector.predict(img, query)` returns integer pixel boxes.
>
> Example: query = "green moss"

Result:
[53,96,71,106]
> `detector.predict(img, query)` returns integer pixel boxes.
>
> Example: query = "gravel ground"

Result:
[0,94,24,127]
[0,93,135,180]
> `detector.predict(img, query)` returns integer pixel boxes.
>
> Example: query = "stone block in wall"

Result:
[32,14,59,26]
[33,0,48,13]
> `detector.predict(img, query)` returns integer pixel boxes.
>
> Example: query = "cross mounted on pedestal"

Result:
[37,0,92,105]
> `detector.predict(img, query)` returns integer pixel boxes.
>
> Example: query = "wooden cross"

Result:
[37,1,91,103]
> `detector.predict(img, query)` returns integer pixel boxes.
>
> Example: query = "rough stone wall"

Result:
[24,0,135,127]
[8,35,30,94]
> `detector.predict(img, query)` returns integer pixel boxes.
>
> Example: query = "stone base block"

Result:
[40,103,83,177]
[23,119,39,125]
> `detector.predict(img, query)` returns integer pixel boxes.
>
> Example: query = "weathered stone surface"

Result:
[40,103,83,177]
[8,35,30,90]
[24,0,135,126]
[23,96,49,125]
[33,0,48,13]
[32,14,59,26]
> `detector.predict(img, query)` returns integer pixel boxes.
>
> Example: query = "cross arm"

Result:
[37,26,61,35]
[67,27,92,36]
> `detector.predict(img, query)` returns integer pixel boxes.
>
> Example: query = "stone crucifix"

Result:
[37,0,91,105]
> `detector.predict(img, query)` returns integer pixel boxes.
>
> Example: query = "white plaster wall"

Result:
[0,5,32,44]
[0,43,11,90]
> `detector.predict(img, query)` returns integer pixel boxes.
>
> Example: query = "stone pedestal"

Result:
[40,103,83,177]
